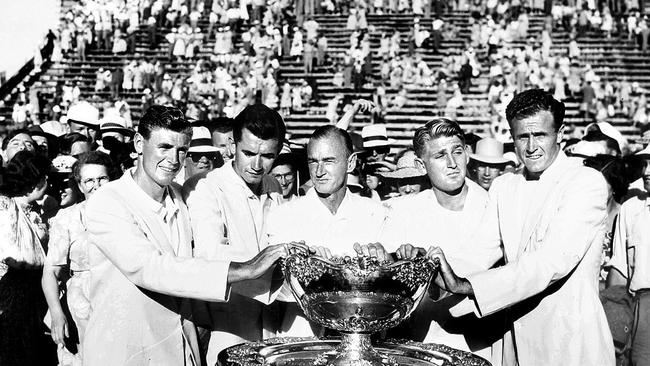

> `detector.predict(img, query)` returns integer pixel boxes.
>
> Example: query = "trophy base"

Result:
[218,337,491,366]
[314,333,396,366]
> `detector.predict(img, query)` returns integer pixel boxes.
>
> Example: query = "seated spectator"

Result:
[468,137,509,191]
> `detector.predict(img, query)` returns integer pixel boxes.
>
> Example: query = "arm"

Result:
[607,206,631,288]
[86,190,286,302]
[466,172,608,317]
[335,99,376,130]
[41,264,68,345]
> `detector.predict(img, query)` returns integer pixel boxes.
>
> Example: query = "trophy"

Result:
[218,248,491,366]
[281,249,436,366]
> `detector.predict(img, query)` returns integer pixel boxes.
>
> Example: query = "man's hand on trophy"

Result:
[395,244,427,260]
[310,245,334,260]
[353,242,389,262]
[228,244,290,283]
[426,246,474,296]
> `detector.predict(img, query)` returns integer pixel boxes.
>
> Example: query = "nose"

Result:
[482,168,491,178]
[252,156,262,171]
[278,175,287,185]
[445,153,457,168]
[167,149,180,165]
[526,136,537,152]
[316,162,325,177]
[645,162,650,175]
[403,184,412,193]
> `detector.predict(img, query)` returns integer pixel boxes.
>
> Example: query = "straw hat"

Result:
[361,125,393,149]
[67,101,100,128]
[379,152,427,179]
[188,127,219,153]
[470,138,509,164]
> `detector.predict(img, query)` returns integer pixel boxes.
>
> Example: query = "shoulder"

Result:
[50,203,79,223]
[620,193,647,215]
[85,179,127,214]
[0,196,13,212]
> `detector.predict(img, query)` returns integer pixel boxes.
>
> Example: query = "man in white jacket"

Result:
[84,105,289,366]
[428,89,615,366]
[185,104,287,364]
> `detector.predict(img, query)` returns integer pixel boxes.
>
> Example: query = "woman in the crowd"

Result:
[0,150,56,366]
[41,151,115,364]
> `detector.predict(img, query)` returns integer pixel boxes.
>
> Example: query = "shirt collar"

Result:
[223,161,279,199]
[123,168,178,215]
[524,150,569,182]
[306,187,356,217]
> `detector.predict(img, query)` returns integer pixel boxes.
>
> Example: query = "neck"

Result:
[133,167,167,202]
[247,181,262,197]
[431,182,468,211]
[316,187,347,214]
[13,195,31,206]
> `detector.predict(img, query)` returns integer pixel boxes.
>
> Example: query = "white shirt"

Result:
[609,192,650,292]
[384,179,493,356]
[266,188,391,256]
[266,188,392,337]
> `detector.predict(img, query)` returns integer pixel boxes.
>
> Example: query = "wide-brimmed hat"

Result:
[52,155,78,174]
[635,144,650,158]
[39,120,68,137]
[67,102,100,129]
[361,125,393,149]
[470,137,509,164]
[585,122,626,153]
[99,113,133,137]
[188,126,219,153]
[379,152,426,179]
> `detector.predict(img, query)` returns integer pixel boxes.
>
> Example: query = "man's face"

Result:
[135,128,190,189]
[102,131,126,143]
[70,121,97,140]
[418,135,468,194]
[271,164,296,197]
[364,146,389,163]
[186,152,217,176]
[397,178,423,196]
[475,162,504,190]
[31,135,49,156]
[233,128,279,189]
[510,111,562,179]
[4,133,35,162]
[308,136,353,196]
[642,158,650,193]
[212,130,234,161]
[365,174,380,190]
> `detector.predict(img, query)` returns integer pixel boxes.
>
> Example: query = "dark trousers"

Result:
[632,291,650,365]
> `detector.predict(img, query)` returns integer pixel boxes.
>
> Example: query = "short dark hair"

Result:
[0,150,51,197]
[233,104,286,147]
[1,129,32,150]
[413,118,465,158]
[505,89,565,131]
[72,151,116,182]
[205,117,235,134]
[138,105,192,140]
[310,125,353,156]
[272,153,297,170]
[59,133,89,155]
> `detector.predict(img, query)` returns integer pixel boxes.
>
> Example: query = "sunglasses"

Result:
[188,152,220,163]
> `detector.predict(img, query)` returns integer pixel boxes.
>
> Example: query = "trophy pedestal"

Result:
[315,333,394,366]
[218,337,491,366]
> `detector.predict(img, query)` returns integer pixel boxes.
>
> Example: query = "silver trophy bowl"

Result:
[282,251,438,366]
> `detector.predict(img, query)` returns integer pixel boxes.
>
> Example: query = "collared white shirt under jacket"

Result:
[84,169,231,366]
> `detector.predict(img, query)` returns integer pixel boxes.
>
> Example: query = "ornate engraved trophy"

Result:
[218,249,491,366]
[282,251,436,365]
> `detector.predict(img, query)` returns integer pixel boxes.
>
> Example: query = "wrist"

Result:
[227,261,252,284]
[456,278,474,296]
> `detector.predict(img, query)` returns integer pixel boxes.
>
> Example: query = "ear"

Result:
[134,132,144,155]
[556,124,566,144]
[414,157,426,172]
[347,152,358,173]
[228,137,236,156]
